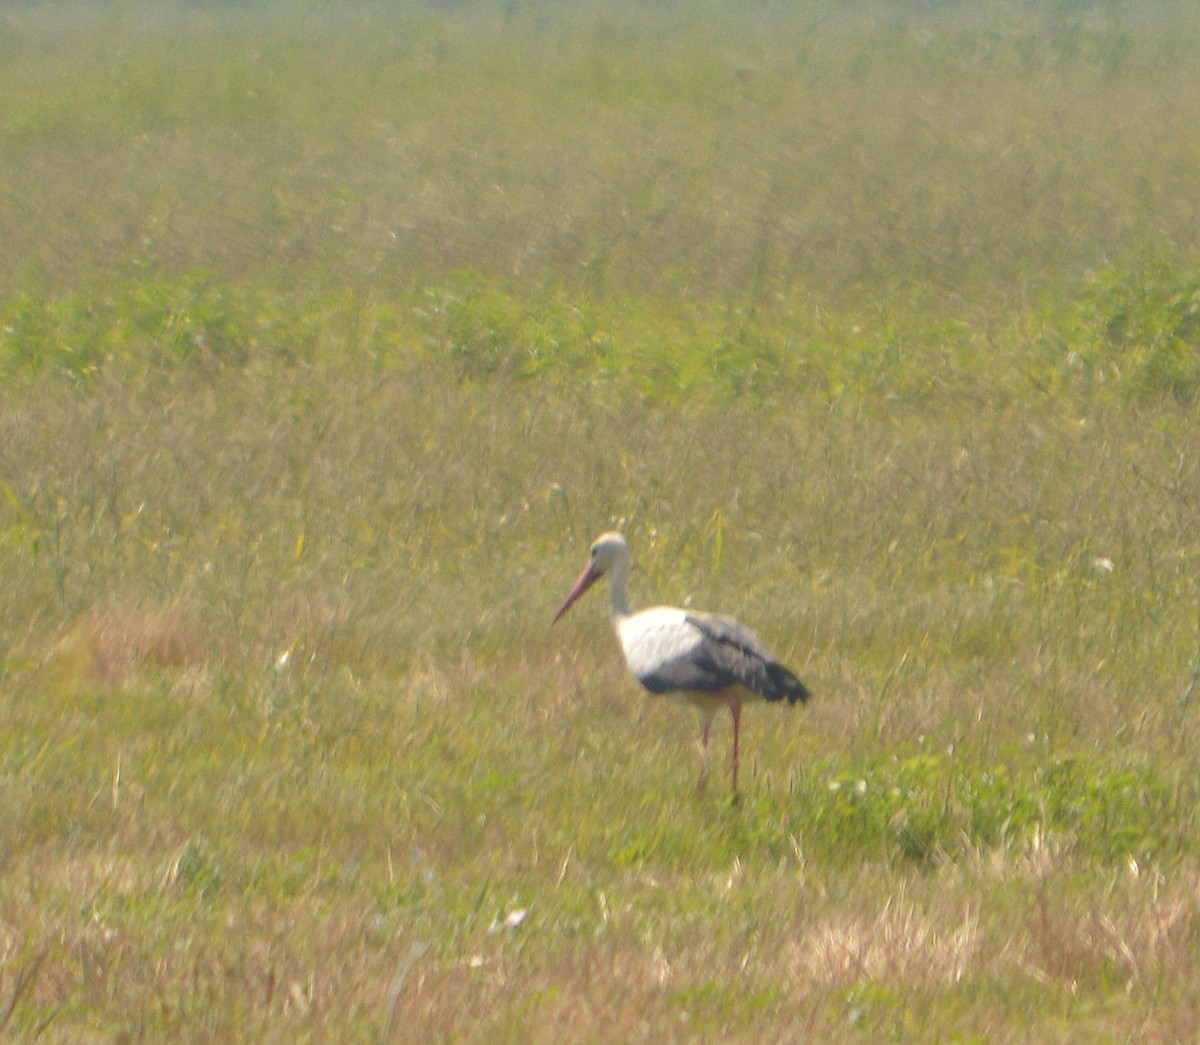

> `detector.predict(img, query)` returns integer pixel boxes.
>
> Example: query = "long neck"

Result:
[607,555,632,620]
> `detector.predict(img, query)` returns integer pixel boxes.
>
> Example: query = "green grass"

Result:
[3,1,1200,1041]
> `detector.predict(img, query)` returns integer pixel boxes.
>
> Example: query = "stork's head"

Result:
[552,531,628,623]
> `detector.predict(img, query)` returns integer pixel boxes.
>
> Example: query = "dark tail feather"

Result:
[765,662,810,705]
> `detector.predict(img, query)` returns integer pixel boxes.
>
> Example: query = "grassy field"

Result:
[3,1,1200,1041]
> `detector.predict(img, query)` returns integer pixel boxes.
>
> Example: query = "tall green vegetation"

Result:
[2,3,1200,1042]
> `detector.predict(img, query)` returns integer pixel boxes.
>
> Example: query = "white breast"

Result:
[616,607,702,680]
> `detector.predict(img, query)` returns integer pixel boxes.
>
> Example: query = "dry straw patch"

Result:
[790,889,977,989]
[1016,868,1200,991]
[36,601,202,691]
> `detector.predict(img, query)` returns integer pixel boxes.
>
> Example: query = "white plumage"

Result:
[616,607,701,682]
[553,532,809,793]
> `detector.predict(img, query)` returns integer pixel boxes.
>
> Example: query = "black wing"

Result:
[639,612,810,704]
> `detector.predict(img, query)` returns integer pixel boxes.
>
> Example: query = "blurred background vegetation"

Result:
[2,2,1200,1041]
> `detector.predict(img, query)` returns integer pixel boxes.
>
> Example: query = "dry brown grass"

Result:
[792,890,978,989]
[45,602,201,688]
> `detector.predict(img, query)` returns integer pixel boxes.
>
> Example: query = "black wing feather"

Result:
[638,612,810,704]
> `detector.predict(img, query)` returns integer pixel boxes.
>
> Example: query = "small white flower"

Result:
[489,907,528,934]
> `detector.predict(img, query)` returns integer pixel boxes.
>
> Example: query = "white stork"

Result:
[553,532,809,794]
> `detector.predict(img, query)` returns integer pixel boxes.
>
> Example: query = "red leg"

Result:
[720,692,743,794]
[698,715,714,791]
